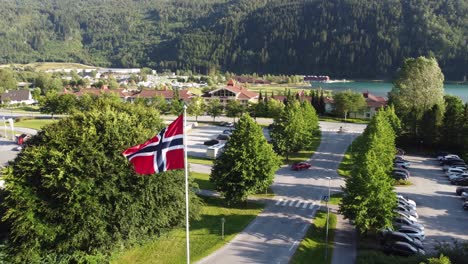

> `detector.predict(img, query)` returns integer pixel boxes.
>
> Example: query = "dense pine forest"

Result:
[0,0,466,79]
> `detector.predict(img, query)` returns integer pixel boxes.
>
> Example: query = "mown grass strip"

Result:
[188,156,214,166]
[290,210,337,264]
[192,172,215,190]
[15,119,57,130]
[111,196,264,264]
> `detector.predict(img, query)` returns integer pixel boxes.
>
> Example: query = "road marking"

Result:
[309,202,316,209]
[302,202,309,209]
[288,200,296,207]
[301,225,308,232]
[275,199,283,205]
[295,201,302,208]
[289,241,299,251]
[281,199,288,206]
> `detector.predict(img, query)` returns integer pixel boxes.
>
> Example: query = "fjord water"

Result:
[312,82,468,102]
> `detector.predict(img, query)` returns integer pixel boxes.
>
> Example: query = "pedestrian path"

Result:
[274,198,320,211]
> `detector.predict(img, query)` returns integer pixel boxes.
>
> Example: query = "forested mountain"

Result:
[0,0,466,79]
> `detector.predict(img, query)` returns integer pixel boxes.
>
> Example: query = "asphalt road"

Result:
[197,123,365,264]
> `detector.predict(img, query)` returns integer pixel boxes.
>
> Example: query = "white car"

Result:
[395,210,418,223]
[446,168,467,176]
[397,194,416,207]
[449,173,468,181]
[438,154,460,161]
[443,165,467,172]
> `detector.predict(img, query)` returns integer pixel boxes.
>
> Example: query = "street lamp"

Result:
[325,176,331,261]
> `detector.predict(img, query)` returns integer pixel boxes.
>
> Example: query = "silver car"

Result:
[396,226,425,241]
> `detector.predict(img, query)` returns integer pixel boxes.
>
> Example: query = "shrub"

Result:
[2,102,201,262]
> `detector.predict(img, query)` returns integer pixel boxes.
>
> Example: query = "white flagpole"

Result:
[183,105,190,263]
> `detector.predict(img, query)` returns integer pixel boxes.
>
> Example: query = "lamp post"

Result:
[325,176,331,261]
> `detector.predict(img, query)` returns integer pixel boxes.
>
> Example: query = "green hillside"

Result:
[0,0,466,79]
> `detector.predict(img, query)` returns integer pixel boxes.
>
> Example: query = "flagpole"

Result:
[183,105,190,264]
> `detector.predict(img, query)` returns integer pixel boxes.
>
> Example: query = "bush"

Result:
[2,101,201,262]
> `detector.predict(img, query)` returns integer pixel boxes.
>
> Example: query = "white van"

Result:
[206,143,225,159]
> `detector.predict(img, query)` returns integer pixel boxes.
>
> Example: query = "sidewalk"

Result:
[330,205,357,264]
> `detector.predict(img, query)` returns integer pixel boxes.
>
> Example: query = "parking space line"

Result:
[288,200,296,207]
[302,202,309,209]
[295,201,302,208]
[275,199,283,206]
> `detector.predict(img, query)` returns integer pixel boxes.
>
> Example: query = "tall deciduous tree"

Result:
[225,100,243,122]
[333,90,366,120]
[441,95,465,151]
[211,114,281,203]
[389,57,445,137]
[3,100,201,262]
[0,68,17,93]
[206,98,223,121]
[187,96,205,121]
[340,109,397,234]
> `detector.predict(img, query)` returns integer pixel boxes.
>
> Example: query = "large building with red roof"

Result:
[202,79,259,106]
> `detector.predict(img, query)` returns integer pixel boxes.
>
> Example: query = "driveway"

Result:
[395,155,468,251]
[197,123,365,264]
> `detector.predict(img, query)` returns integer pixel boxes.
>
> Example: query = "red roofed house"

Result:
[203,79,258,106]
[324,91,387,118]
[130,89,195,103]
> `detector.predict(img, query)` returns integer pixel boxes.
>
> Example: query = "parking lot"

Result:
[395,155,468,251]
[186,124,271,158]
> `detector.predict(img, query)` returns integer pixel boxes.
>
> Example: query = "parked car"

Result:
[395,226,425,241]
[463,201,468,210]
[395,205,418,218]
[446,168,467,176]
[456,187,468,195]
[393,171,409,180]
[441,159,466,166]
[395,161,410,169]
[216,134,230,140]
[398,200,416,211]
[225,122,234,127]
[438,154,460,161]
[393,217,424,231]
[382,241,425,256]
[204,139,219,146]
[394,167,411,177]
[452,177,468,186]
[394,210,418,223]
[291,162,312,171]
[448,173,468,182]
[223,129,234,135]
[380,230,424,250]
[435,151,450,160]
[395,157,410,163]
[443,164,468,172]
[460,192,468,201]
[397,194,417,207]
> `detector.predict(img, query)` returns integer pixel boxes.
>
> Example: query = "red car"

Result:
[291,162,312,171]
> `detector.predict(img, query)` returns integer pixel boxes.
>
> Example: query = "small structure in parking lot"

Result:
[206,143,225,159]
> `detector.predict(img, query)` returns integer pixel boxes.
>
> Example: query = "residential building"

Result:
[0,90,37,105]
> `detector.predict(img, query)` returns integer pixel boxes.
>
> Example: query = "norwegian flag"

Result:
[122,115,185,174]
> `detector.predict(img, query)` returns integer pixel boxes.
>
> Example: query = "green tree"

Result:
[300,101,320,146]
[441,95,465,151]
[389,57,445,137]
[420,104,443,147]
[340,110,397,234]
[170,98,184,115]
[187,96,205,121]
[333,90,367,120]
[225,100,243,122]
[206,98,223,121]
[3,100,200,262]
[150,94,169,114]
[211,114,281,203]
[270,100,306,160]
[422,254,451,264]
[0,68,17,92]
[39,92,78,117]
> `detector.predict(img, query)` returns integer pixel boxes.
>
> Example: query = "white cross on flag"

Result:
[122,115,185,174]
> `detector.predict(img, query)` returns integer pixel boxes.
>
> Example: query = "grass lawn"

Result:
[192,172,215,190]
[290,210,337,264]
[15,119,58,130]
[111,196,264,264]
[4,106,40,112]
[320,193,343,206]
[188,156,214,166]
[247,83,310,93]
[319,116,370,124]
[283,133,321,165]
[337,152,353,177]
